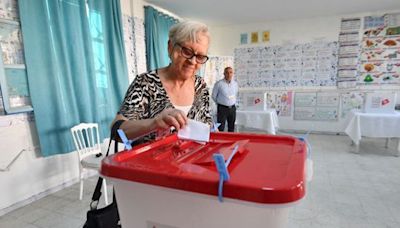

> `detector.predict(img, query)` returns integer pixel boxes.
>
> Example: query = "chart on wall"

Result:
[234,41,338,88]
[294,92,339,121]
[340,92,365,118]
[123,15,147,83]
[337,17,361,88]
[359,13,400,85]
[265,91,293,117]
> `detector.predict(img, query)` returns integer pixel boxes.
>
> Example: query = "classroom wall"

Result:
[0,0,145,215]
[2,1,398,214]
[208,9,400,132]
[209,9,400,56]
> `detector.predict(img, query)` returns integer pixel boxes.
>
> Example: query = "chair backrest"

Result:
[71,123,101,161]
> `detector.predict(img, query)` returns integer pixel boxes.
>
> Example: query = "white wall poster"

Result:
[294,92,339,121]
[340,92,365,117]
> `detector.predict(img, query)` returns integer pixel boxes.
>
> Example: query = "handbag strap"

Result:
[90,120,125,210]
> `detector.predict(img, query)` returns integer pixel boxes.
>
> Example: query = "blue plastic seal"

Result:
[213,143,240,202]
[211,122,221,132]
[117,129,132,150]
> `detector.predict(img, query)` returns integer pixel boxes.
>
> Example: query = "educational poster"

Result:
[315,92,339,121]
[240,33,248,45]
[4,68,31,108]
[234,47,261,88]
[0,29,24,65]
[337,18,361,88]
[238,92,266,111]
[262,31,270,42]
[123,15,136,82]
[134,17,147,77]
[251,32,259,43]
[274,44,302,87]
[203,55,233,116]
[341,18,362,32]
[315,107,339,121]
[265,91,293,117]
[294,92,317,106]
[294,92,339,121]
[364,16,385,30]
[359,13,400,85]
[340,92,365,118]
[203,56,234,89]
[294,107,316,120]
[317,92,340,107]
[0,0,18,20]
[315,42,338,86]
[123,15,147,83]
[294,92,316,120]
[234,41,338,88]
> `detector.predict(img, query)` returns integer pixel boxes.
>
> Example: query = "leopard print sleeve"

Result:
[187,76,213,126]
[119,72,212,126]
[118,73,150,120]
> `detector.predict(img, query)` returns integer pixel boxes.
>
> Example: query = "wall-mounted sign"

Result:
[251,32,258,43]
[262,31,270,42]
[240,33,248,45]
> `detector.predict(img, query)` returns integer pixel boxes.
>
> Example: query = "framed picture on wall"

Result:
[251,32,258,43]
[240,33,248,45]
[262,31,270,42]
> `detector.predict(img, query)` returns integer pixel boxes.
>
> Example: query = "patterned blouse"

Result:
[118,70,213,126]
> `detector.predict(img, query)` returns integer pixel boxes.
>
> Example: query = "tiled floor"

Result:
[1,134,400,228]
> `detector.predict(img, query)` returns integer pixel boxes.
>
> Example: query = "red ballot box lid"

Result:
[101,132,307,204]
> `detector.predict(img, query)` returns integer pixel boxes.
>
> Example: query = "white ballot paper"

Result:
[177,119,210,142]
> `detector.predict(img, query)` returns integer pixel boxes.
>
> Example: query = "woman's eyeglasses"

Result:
[176,44,209,64]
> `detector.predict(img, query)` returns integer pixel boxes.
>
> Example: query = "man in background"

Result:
[212,67,238,132]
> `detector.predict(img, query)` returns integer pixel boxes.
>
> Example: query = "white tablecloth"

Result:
[236,109,279,134]
[344,110,400,153]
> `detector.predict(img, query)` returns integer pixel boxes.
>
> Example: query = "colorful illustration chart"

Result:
[234,41,338,88]
[294,92,339,121]
[359,13,400,85]
[265,91,293,117]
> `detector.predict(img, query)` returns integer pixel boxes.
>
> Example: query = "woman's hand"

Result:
[153,108,188,131]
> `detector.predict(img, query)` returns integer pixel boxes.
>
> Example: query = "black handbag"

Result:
[83,120,125,228]
[83,180,120,228]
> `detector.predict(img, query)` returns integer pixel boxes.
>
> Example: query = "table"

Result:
[236,109,279,134]
[344,110,400,155]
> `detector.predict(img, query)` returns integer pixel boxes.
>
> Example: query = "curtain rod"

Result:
[143,3,182,21]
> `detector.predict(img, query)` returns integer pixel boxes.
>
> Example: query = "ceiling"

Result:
[145,0,400,26]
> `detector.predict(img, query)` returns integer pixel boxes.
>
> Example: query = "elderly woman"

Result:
[112,21,213,140]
